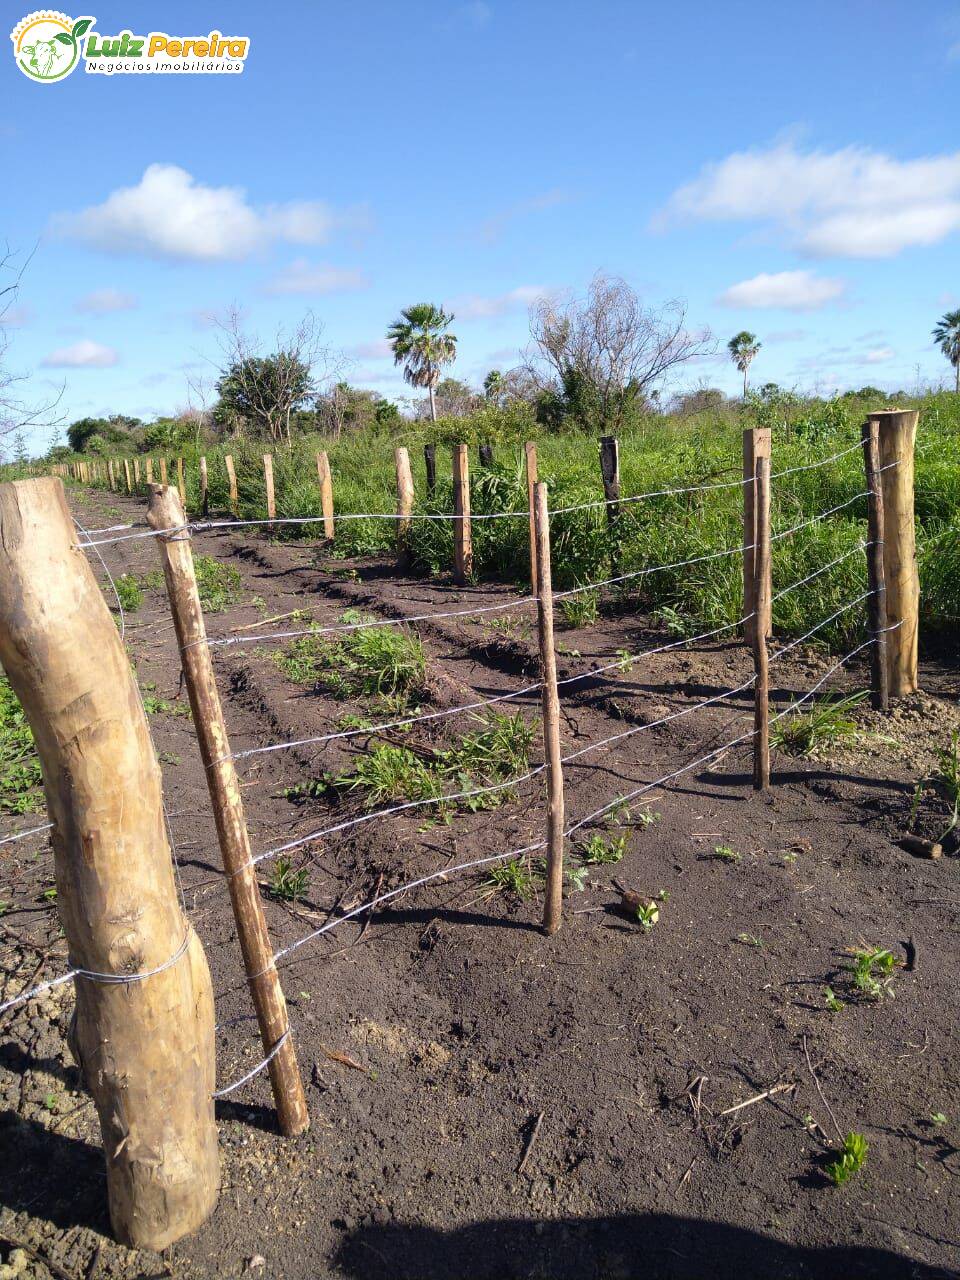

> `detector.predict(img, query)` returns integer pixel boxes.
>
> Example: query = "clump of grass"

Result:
[579,833,626,865]
[276,613,426,702]
[559,590,598,628]
[0,679,43,814]
[825,1132,868,1186]
[143,554,242,613]
[846,945,898,1001]
[114,573,143,613]
[484,857,537,899]
[770,690,867,756]
[268,855,310,903]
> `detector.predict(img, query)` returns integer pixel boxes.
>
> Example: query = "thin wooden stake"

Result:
[743,427,772,645]
[524,441,539,594]
[263,453,276,520]
[316,451,334,539]
[123,459,132,494]
[224,454,239,516]
[868,409,919,697]
[147,485,309,1137]
[534,481,565,935]
[861,420,889,712]
[395,446,414,562]
[599,435,620,569]
[752,456,771,791]
[424,442,437,495]
[107,459,115,490]
[200,455,209,516]
[145,457,153,484]
[159,457,168,486]
[177,457,186,506]
[133,458,141,488]
[452,443,472,585]
[0,477,219,1249]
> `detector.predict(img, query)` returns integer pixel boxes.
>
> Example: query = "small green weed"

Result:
[771,691,866,756]
[276,613,426,701]
[713,844,742,863]
[824,986,844,1012]
[484,858,537,899]
[736,932,763,948]
[268,856,310,903]
[114,573,143,612]
[141,694,189,718]
[635,899,660,931]
[559,590,598,628]
[0,678,43,815]
[579,834,626,865]
[825,1132,868,1186]
[846,946,898,1001]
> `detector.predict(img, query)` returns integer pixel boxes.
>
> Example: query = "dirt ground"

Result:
[2,484,960,1280]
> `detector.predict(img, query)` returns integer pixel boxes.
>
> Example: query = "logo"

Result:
[11,11,93,82]
[10,12,250,79]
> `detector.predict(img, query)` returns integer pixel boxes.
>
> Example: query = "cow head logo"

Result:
[10,11,94,82]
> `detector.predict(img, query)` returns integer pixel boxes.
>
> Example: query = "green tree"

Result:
[387,304,457,422]
[932,309,960,393]
[728,331,761,397]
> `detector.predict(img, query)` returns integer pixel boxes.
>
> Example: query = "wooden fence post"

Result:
[224,454,239,516]
[599,435,620,569]
[861,419,889,712]
[177,456,186,506]
[452,443,472,585]
[123,459,132,494]
[424,443,437,496]
[316,452,334,539]
[200,455,209,517]
[133,458,141,488]
[107,459,115,490]
[395,446,414,563]
[533,481,565,934]
[868,409,919,698]
[0,477,219,1249]
[145,457,153,484]
[159,457,168,486]
[524,441,539,594]
[263,453,276,520]
[752,456,771,791]
[147,485,310,1137]
[743,427,772,645]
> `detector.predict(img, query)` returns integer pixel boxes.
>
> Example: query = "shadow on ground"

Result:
[335,1212,958,1280]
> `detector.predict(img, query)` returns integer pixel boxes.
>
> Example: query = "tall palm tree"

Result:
[932,309,960,393]
[728,331,762,397]
[387,304,457,421]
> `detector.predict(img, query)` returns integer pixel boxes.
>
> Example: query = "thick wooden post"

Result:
[599,435,620,570]
[123,459,132,494]
[147,486,309,1137]
[0,478,219,1249]
[177,456,186,506]
[316,452,334,539]
[861,420,889,712]
[159,457,168,486]
[752,457,771,790]
[424,443,437,495]
[743,427,772,645]
[145,457,153,484]
[395,446,414,562]
[200,455,209,517]
[533,482,565,934]
[107,459,115,490]
[868,410,919,697]
[263,454,276,520]
[224,454,239,516]
[452,444,473,585]
[525,441,539,594]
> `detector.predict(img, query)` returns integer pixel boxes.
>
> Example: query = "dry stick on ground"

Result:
[0,477,219,1249]
[718,1081,795,1117]
[802,1033,844,1143]
[517,1110,546,1175]
[147,483,309,1138]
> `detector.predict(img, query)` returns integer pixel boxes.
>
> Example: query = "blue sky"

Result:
[3,0,960,451]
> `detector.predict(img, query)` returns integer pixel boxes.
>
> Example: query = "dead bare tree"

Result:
[0,245,64,459]
[527,273,714,433]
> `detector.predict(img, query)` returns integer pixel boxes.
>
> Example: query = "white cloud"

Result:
[479,189,571,242]
[861,346,896,364]
[263,259,369,295]
[347,339,393,360]
[718,270,845,311]
[75,288,138,313]
[450,285,550,319]
[0,304,31,327]
[41,340,119,368]
[52,164,366,262]
[661,140,960,259]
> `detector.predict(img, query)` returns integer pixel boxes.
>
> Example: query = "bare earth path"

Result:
[1,484,959,1280]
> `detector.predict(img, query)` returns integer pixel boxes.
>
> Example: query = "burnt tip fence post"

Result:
[0,476,219,1249]
[861,419,889,712]
[533,481,565,935]
[147,484,310,1138]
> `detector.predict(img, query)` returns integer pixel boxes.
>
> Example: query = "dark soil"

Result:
[1,484,959,1280]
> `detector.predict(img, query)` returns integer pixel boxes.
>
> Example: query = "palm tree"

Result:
[728,331,762,397]
[932,309,960,393]
[387,304,457,421]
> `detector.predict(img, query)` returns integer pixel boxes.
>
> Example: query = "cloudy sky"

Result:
[3,0,960,449]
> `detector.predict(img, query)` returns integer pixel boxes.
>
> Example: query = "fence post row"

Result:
[868,409,919,698]
[263,453,276,520]
[533,480,565,935]
[395,446,414,563]
[146,484,309,1137]
[0,477,220,1249]
[751,456,772,791]
[524,441,539,594]
[861,420,889,712]
[452,443,473,584]
[316,451,335,539]
[743,427,772,645]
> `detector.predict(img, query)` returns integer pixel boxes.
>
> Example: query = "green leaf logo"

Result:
[72,18,93,39]
[54,32,73,45]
